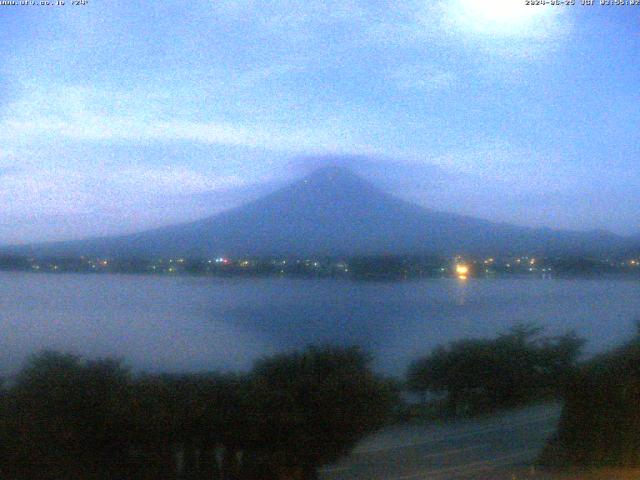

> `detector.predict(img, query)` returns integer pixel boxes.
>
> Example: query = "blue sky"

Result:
[0,0,638,243]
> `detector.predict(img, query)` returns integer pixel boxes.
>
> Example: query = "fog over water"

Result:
[2,272,639,376]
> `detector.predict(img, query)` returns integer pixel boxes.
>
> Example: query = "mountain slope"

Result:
[4,167,628,258]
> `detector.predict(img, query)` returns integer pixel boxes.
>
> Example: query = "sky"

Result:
[0,0,638,244]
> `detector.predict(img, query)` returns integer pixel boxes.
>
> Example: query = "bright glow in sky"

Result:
[0,1,638,243]
[444,0,564,38]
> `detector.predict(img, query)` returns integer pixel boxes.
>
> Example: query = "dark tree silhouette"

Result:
[0,346,397,480]
[0,351,132,479]
[540,323,640,468]
[407,325,584,415]
[244,346,398,479]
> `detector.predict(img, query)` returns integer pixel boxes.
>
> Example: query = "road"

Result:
[319,403,561,480]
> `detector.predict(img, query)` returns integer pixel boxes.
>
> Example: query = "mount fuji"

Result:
[4,167,628,258]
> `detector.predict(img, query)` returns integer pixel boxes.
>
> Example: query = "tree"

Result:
[407,325,584,415]
[127,371,251,479]
[0,346,397,480]
[245,346,398,479]
[540,329,640,467]
[0,351,132,480]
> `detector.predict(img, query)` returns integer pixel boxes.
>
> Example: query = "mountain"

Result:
[2,167,629,258]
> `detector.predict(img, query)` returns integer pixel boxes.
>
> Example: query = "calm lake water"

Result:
[1,272,639,376]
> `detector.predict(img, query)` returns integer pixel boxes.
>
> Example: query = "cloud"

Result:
[112,166,246,196]
[0,163,250,215]
[0,83,361,154]
[0,167,94,217]
[0,160,274,244]
[3,115,358,154]
[431,140,532,175]
[422,140,588,202]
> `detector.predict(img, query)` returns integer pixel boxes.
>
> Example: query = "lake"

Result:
[1,272,639,376]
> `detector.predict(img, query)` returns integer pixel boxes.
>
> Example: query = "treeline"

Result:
[540,324,640,468]
[0,253,447,279]
[405,322,640,468]
[3,253,638,279]
[5,324,638,478]
[405,325,584,417]
[0,347,397,480]
[347,255,445,280]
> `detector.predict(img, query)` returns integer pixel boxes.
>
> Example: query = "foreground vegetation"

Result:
[540,326,640,468]
[406,324,584,417]
[0,346,397,480]
[405,323,640,470]
[4,322,640,479]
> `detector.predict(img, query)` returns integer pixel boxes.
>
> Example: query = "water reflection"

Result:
[454,276,469,305]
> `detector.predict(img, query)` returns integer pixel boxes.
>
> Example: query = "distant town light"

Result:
[455,264,469,277]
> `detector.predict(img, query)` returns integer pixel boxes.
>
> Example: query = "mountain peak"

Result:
[296,166,376,193]
[302,165,362,183]
[280,166,382,206]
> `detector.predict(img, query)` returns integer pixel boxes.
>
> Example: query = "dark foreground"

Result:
[320,403,561,480]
